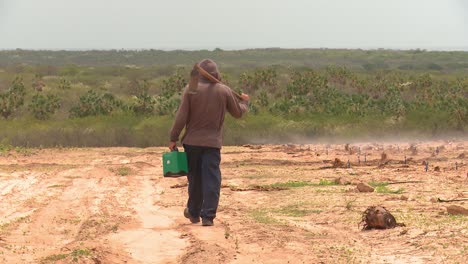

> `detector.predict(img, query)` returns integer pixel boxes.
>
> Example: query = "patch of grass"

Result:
[447,214,468,221]
[318,179,338,186]
[395,210,467,229]
[41,248,93,264]
[114,167,132,176]
[368,181,389,187]
[0,143,34,156]
[14,146,34,156]
[70,248,92,260]
[244,174,281,179]
[250,210,281,225]
[265,179,338,189]
[41,253,68,263]
[275,206,322,217]
[375,186,403,194]
[269,181,314,188]
[0,143,13,155]
[47,184,66,188]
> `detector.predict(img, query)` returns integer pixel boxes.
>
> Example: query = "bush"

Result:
[0,76,26,119]
[28,93,61,120]
[70,89,123,117]
[130,80,156,115]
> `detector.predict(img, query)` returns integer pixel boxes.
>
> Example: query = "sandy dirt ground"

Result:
[0,140,467,264]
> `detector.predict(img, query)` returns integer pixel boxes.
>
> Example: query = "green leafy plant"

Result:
[58,78,72,90]
[154,71,187,116]
[131,80,156,115]
[0,76,26,119]
[70,89,122,117]
[28,93,61,120]
[239,67,277,93]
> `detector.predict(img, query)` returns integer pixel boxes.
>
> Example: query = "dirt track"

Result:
[0,141,467,263]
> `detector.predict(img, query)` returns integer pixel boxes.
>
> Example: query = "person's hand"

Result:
[169,141,177,151]
[240,93,250,101]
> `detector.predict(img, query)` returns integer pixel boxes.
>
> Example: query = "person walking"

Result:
[169,59,249,226]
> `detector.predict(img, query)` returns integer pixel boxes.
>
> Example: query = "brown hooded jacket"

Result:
[170,59,248,148]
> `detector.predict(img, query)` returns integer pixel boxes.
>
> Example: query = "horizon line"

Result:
[1,46,468,52]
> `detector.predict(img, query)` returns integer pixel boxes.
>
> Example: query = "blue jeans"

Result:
[183,144,221,220]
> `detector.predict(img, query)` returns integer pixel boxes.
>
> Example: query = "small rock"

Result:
[335,177,351,185]
[434,166,440,172]
[447,205,468,215]
[400,195,409,201]
[356,182,374,192]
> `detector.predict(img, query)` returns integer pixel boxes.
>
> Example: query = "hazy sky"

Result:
[0,0,467,50]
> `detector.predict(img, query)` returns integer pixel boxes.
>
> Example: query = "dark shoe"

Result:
[184,208,200,223]
[202,218,214,226]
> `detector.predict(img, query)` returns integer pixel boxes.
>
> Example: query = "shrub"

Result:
[70,89,122,117]
[130,80,156,115]
[28,93,61,120]
[0,76,26,119]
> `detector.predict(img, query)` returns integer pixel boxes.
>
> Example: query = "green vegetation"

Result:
[275,205,322,217]
[28,93,60,120]
[251,203,321,224]
[0,76,25,119]
[0,143,13,154]
[40,248,93,263]
[0,143,32,156]
[250,210,281,225]
[115,167,131,176]
[368,181,389,187]
[368,181,404,193]
[0,49,466,147]
[269,181,315,188]
[41,253,68,263]
[318,179,338,186]
[375,186,404,194]
[254,179,338,190]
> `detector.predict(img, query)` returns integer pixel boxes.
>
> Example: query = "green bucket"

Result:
[162,149,188,177]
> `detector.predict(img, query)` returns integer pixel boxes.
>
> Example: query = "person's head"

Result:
[198,59,220,81]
